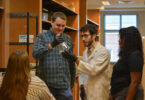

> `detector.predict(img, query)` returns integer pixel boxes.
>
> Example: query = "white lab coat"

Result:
[78,42,111,100]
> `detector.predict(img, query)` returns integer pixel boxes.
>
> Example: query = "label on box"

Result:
[19,35,34,43]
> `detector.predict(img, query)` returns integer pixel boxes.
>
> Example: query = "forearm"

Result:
[126,82,138,100]
[70,62,76,88]
[78,57,110,76]
[109,93,113,100]
[32,43,52,60]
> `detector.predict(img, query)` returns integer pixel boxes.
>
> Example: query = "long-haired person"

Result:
[109,26,144,100]
[0,50,55,100]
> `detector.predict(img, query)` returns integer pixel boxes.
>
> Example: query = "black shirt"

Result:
[110,50,143,95]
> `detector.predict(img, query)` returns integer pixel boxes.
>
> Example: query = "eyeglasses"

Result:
[81,34,90,38]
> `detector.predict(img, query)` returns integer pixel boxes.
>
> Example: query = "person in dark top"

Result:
[109,26,144,100]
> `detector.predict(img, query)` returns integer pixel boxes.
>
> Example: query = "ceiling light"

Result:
[102,1,110,5]
[100,6,104,9]
[118,0,135,4]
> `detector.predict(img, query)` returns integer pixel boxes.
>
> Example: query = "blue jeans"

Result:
[48,87,73,100]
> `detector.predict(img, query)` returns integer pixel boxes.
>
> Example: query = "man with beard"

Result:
[62,24,111,100]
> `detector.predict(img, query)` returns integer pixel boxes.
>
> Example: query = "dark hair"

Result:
[80,24,98,36]
[51,12,67,22]
[119,26,143,59]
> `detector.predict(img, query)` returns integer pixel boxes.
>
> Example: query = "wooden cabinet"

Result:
[0,0,83,99]
[0,1,4,68]
[87,18,99,41]
[0,0,84,67]
[87,9,100,41]
[8,0,40,64]
[0,0,9,68]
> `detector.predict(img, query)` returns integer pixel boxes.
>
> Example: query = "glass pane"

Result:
[105,31,119,62]
[105,15,120,30]
[122,15,137,28]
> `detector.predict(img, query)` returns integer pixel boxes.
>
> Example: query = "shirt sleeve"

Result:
[32,34,51,60]
[128,51,143,72]
[78,47,110,76]
[27,76,56,100]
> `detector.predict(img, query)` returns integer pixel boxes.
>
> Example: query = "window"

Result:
[104,14,138,62]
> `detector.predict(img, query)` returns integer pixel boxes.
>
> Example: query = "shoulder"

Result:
[130,50,142,57]
[129,50,143,59]
[95,43,110,56]
[29,76,47,87]
[27,76,55,100]
[28,76,47,93]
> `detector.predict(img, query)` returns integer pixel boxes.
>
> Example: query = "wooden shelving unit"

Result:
[0,0,82,99]
[42,0,78,31]
[43,0,77,16]
[87,18,99,40]
[65,26,77,31]
[42,19,51,23]
[0,0,9,68]
[87,18,99,27]
[9,12,38,56]
[8,0,40,64]
[42,0,79,55]
[42,19,77,32]
[9,42,34,45]
[87,9,100,41]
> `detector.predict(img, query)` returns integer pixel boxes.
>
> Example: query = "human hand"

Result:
[62,50,78,62]
[109,93,113,100]
[51,35,64,48]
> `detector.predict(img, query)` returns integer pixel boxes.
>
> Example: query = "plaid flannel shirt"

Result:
[32,30,76,89]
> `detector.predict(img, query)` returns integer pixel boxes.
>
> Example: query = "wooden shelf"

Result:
[0,68,6,72]
[87,18,99,26]
[42,19,51,23]
[65,26,77,31]
[42,19,77,32]
[10,13,37,18]
[9,42,34,45]
[43,0,77,16]
[42,19,52,30]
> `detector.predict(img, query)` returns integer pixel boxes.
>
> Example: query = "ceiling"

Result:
[87,0,145,9]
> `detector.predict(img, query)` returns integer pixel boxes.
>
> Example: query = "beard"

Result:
[87,39,93,48]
